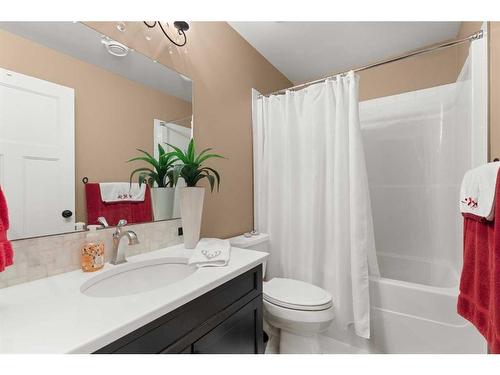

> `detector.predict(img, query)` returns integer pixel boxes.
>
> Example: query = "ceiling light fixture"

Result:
[101,37,129,57]
[143,21,189,47]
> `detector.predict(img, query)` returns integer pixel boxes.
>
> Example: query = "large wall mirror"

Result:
[0,22,192,240]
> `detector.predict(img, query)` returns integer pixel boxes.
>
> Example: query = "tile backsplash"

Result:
[0,219,183,289]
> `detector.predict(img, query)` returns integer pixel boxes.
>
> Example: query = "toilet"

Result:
[229,233,335,353]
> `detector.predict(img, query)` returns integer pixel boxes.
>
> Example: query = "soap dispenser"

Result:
[81,225,105,272]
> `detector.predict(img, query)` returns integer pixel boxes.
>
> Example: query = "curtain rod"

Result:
[259,29,484,98]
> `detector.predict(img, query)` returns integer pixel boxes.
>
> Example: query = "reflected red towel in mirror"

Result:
[0,186,13,272]
[85,183,153,227]
[458,168,500,353]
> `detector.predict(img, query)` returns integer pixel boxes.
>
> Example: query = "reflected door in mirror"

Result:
[0,68,75,239]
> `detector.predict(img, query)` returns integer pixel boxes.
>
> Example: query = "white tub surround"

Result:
[0,244,267,353]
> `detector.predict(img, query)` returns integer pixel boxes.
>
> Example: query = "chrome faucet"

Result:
[110,219,139,265]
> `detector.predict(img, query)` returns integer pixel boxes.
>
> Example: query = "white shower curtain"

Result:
[254,72,379,338]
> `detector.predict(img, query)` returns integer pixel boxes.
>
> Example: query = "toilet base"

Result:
[264,315,328,354]
[279,329,323,354]
[263,318,280,354]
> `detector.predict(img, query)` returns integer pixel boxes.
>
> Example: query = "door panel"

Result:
[0,67,75,239]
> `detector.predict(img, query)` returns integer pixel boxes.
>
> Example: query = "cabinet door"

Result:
[192,297,263,354]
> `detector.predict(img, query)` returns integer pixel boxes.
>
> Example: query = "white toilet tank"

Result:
[229,233,269,277]
[229,233,269,252]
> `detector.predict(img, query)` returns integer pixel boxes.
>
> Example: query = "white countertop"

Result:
[0,244,268,353]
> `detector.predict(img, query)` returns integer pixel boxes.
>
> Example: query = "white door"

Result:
[153,119,192,218]
[0,68,75,239]
[154,119,192,157]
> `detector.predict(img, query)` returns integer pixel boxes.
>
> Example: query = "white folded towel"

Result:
[99,182,146,203]
[460,162,500,220]
[188,238,231,268]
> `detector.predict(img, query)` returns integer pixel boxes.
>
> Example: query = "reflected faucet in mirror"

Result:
[110,219,140,265]
[97,217,109,228]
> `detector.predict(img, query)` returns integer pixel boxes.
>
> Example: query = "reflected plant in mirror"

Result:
[128,145,178,188]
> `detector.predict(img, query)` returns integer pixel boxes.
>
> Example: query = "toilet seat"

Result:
[263,278,333,311]
[263,296,335,335]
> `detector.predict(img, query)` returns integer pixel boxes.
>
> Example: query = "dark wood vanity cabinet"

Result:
[94,265,264,354]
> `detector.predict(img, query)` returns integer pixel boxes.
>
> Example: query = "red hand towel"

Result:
[458,169,500,353]
[85,183,153,226]
[0,186,14,272]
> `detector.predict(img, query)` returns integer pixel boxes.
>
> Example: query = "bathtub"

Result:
[319,252,486,353]
[368,252,486,353]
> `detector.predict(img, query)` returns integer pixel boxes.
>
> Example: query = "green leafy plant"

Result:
[128,144,178,188]
[167,138,225,192]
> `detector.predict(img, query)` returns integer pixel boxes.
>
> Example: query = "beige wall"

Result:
[85,22,292,238]
[490,22,500,161]
[0,29,192,223]
[357,22,482,101]
[357,45,459,101]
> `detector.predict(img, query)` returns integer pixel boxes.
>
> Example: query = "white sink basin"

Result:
[81,257,197,298]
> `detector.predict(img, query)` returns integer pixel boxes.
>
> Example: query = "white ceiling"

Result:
[0,22,192,102]
[230,22,462,84]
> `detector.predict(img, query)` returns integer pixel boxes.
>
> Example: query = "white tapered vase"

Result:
[180,187,205,249]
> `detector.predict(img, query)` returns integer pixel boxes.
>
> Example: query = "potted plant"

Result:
[128,144,177,221]
[167,139,224,249]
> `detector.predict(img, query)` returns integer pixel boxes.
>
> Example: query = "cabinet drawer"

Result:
[95,265,262,354]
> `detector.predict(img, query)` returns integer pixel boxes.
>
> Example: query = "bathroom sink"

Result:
[80,257,197,298]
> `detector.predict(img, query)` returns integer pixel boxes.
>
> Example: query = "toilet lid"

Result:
[263,278,333,311]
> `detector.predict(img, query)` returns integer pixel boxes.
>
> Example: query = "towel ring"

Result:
[82,177,89,184]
